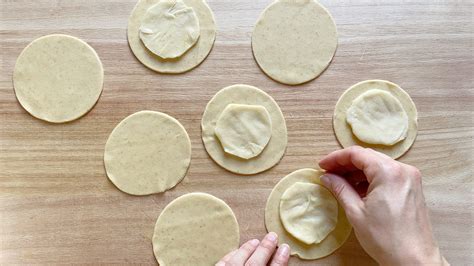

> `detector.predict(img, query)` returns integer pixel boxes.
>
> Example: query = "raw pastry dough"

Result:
[153,192,239,266]
[128,0,216,73]
[139,0,200,59]
[347,89,409,146]
[252,0,338,85]
[265,168,352,260]
[201,84,287,175]
[333,80,418,159]
[13,34,103,123]
[215,104,272,160]
[279,182,338,245]
[104,111,191,195]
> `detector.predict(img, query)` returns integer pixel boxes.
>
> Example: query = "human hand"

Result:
[319,146,448,265]
[216,232,290,266]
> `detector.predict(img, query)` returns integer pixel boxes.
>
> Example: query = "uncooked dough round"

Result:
[201,84,287,175]
[333,80,418,159]
[215,104,273,160]
[139,0,200,59]
[265,168,352,260]
[128,0,216,73]
[153,192,240,265]
[347,89,409,146]
[279,182,338,245]
[104,111,191,196]
[252,0,338,85]
[13,34,104,123]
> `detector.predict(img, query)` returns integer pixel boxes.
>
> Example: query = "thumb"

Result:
[320,173,364,222]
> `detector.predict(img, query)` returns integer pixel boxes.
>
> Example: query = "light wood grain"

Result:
[1,0,473,264]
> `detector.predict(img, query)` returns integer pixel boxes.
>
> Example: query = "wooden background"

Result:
[1,0,472,264]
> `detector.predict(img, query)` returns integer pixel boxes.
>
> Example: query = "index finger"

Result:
[318,146,386,183]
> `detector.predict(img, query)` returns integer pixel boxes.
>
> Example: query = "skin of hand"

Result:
[215,232,290,266]
[319,146,449,266]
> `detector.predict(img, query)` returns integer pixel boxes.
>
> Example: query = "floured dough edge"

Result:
[265,168,352,260]
[333,80,418,159]
[127,0,216,74]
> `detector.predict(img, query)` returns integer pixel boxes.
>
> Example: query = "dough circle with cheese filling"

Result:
[333,80,418,159]
[265,168,352,260]
[128,0,216,73]
[201,84,287,175]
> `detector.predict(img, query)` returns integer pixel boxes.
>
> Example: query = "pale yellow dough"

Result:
[104,111,191,196]
[153,192,239,266]
[252,0,338,85]
[201,84,287,175]
[279,182,338,245]
[334,80,418,159]
[215,104,273,160]
[139,0,200,59]
[13,34,103,123]
[265,168,352,260]
[128,0,216,73]
[347,89,409,146]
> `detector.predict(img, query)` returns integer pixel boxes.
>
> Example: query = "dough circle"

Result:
[153,192,240,265]
[201,84,287,175]
[333,80,418,159]
[265,168,352,260]
[13,34,104,123]
[252,0,338,85]
[128,0,216,73]
[104,111,191,196]
[279,182,338,245]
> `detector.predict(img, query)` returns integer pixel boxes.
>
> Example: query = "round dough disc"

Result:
[128,0,216,73]
[13,34,104,123]
[333,80,418,159]
[153,192,240,265]
[252,0,338,85]
[201,84,287,175]
[265,168,352,260]
[104,111,191,196]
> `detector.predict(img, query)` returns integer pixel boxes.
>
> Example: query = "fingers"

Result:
[217,249,238,264]
[269,244,290,266]
[245,232,278,265]
[321,173,363,222]
[319,146,386,183]
[218,239,260,265]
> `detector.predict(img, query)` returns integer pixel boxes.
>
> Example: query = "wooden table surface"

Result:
[1,0,472,264]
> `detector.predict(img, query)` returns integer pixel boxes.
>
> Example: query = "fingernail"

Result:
[320,174,331,187]
[249,239,260,246]
[266,232,278,242]
[215,262,225,266]
[278,243,290,257]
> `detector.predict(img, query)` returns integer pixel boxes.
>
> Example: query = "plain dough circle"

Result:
[252,0,338,85]
[128,0,216,73]
[152,192,240,265]
[13,34,104,123]
[201,84,288,175]
[333,80,418,159]
[265,168,352,260]
[104,111,191,196]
